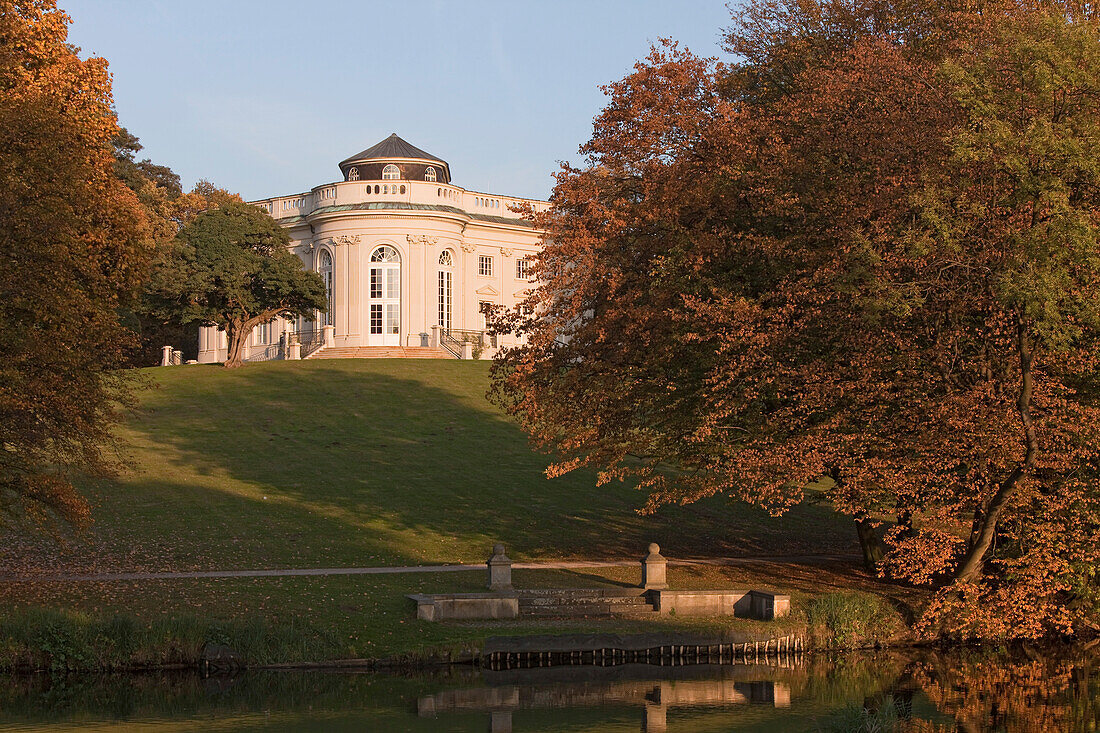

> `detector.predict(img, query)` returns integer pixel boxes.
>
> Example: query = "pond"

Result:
[0,646,1096,731]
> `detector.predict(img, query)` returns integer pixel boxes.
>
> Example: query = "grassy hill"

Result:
[5,359,856,575]
[0,359,894,668]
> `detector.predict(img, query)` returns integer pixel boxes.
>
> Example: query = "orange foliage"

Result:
[490,2,1100,638]
[0,1,151,530]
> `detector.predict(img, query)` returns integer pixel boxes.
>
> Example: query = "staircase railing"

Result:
[245,344,280,362]
[439,329,463,358]
[440,328,496,359]
[297,328,325,358]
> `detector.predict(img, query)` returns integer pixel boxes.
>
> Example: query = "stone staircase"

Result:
[516,588,658,618]
[306,346,454,359]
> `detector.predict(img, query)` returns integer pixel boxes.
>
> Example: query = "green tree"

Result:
[149,201,327,368]
[0,0,150,527]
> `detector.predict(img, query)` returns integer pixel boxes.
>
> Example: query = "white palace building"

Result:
[196,134,548,363]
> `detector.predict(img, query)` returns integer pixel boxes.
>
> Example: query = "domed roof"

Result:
[339,133,448,168]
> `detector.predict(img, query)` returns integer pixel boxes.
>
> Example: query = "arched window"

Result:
[318,249,334,327]
[371,245,400,263]
[347,167,359,181]
[382,185,389,194]
[382,164,400,180]
[424,166,437,182]
[399,185,406,194]
[438,249,453,330]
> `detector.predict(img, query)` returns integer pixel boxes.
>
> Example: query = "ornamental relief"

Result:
[406,234,438,246]
[461,243,476,253]
[499,247,514,257]
[318,234,360,247]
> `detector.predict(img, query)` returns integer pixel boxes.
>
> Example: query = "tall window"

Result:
[254,321,271,345]
[478,255,493,276]
[319,249,334,327]
[424,166,437,182]
[347,167,359,181]
[368,245,400,343]
[516,258,531,280]
[479,301,495,331]
[382,164,400,180]
[438,250,453,330]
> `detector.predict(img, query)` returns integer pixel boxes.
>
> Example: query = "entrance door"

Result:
[368,245,400,346]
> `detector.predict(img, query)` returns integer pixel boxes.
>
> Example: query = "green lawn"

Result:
[0,562,911,668]
[3,359,856,575]
[0,359,893,667]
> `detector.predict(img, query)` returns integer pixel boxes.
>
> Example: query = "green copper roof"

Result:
[274,201,536,228]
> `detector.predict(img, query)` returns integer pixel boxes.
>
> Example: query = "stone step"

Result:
[519,595,651,608]
[309,346,455,359]
[520,605,659,618]
[517,588,649,599]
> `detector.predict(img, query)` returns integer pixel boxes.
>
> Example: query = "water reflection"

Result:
[420,664,793,732]
[0,646,1096,731]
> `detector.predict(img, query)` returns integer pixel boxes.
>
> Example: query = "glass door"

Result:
[368,246,400,346]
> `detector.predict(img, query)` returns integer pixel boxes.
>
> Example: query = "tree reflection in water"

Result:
[0,645,1095,731]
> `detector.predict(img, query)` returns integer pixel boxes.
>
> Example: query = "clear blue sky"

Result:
[62,1,735,201]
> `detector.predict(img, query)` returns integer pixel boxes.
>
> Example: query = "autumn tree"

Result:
[0,1,150,527]
[491,1,1100,637]
[148,201,326,368]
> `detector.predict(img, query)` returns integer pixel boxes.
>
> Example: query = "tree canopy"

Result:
[491,1,1100,637]
[148,201,327,368]
[0,0,151,528]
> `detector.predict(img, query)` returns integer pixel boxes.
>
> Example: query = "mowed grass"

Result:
[0,562,912,667]
[3,359,857,575]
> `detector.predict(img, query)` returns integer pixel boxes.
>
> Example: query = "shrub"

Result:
[807,592,903,649]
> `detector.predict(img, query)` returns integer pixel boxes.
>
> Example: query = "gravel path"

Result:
[0,554,860,583]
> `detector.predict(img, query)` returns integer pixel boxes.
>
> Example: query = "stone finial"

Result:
[642,542,668,590]
[487,543,512,592]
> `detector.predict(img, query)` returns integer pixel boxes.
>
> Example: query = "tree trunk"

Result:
[224,320,246,368]
[952,320,1038,584]
[224,310,284,369]
[856,517,885,572]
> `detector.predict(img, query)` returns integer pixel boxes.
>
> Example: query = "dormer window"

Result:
[424,166,437,182]
[347,167,359,181]
[382,164,400,180]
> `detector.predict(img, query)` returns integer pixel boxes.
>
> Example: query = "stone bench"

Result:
[648,589,789,620]
[409,593,518,622]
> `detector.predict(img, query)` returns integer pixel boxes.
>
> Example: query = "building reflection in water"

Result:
[417,662,794,732]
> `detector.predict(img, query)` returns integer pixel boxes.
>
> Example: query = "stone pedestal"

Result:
[287,341,301,360]
[461,340,474,360]
[171,349,182,366]
[487,544,512,591]
[161,345,173,366]
[419,332,429,347]
[430,325,441,348]
[322,324,335,347]
[641,543,668,590]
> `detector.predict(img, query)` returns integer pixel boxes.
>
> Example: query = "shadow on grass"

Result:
[6,360,859,573]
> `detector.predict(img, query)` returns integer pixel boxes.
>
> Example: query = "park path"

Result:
[0,554,859,583]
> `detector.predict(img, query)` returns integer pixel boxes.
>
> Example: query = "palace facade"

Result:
[197,134,547,363]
